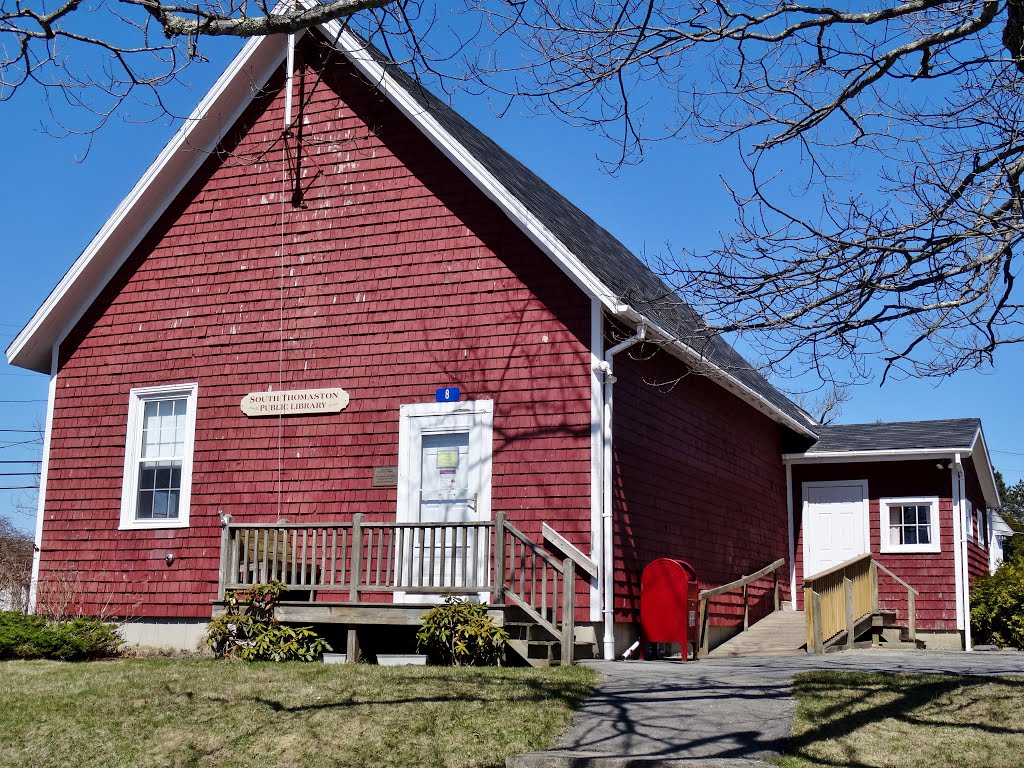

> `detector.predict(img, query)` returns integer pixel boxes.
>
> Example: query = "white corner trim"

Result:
[28,345,59,613]
[951,457,966,632]
[589,299,604,622]
[786,463,796,609]
[878,496,941,554]
[119,383,199,531]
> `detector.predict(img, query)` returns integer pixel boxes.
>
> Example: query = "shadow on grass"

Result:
[780,671,1024,768]
[180,670,593,768]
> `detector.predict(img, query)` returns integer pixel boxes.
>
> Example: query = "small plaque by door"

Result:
[373,466,398,487]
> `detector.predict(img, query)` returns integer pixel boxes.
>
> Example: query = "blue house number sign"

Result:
[436,387,461,403]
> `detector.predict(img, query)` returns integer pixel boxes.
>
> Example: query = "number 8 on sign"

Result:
[435,387,460,403]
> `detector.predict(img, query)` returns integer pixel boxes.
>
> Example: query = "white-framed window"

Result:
[966,499,974,540]
[120,383,198,530]
[880,497,941,553]
[976,505,985,548]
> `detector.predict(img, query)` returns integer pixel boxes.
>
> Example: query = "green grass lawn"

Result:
[0,659,595,768]
[778,671,1024,768]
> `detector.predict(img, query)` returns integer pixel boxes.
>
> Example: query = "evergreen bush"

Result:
[0,611,123,660]
[206,581,331,662]
[971,559,1024,648]
[416,595,509,666]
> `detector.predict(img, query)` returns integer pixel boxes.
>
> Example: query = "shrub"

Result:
[0,611,123,660]
[971,559,1024,647]
[416,595,509,666]
[206,581,331,662]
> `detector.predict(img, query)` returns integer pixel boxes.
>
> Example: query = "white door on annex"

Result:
[802,480,870,578]
[396,400,493,601]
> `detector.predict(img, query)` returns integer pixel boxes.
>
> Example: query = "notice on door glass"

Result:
[437,449,459,475]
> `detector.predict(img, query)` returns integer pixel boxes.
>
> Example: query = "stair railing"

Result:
[494,511,576,665]
[873,561,919,644]
[697,558,785,656]
[803,554,919,653]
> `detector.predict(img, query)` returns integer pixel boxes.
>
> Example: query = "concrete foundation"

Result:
[918,630,966,651]
[119,620,208,651]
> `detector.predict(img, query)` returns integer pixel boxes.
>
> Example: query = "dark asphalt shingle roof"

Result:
[362,45,816,434]
[804,418,981,454]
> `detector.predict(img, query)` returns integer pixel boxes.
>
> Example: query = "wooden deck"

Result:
[215,512,579,664]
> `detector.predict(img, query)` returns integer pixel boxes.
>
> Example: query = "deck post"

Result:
[869,560,879,612]
[844,577,855,650]
[742,583,750,631]
[346,628,361,664]
[349,513,363,602]
[907,591,917,643]
[811,590,824,654]
[217,516,233,599]
[698,598,709,658]
[560,558,575,666]
[493,512,506,604]
[773,570,781,612]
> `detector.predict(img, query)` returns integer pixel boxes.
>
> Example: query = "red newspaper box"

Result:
[639,558,700,661]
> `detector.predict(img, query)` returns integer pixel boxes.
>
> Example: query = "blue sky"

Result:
[2,29,1023,533]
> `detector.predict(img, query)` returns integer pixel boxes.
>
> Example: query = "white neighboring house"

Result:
[989,510,1017,572]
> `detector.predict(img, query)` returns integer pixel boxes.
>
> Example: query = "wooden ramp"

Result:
[706,608,807,658]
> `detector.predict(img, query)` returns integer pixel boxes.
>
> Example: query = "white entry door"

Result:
[803,480,869,577]
[396,400,493,601]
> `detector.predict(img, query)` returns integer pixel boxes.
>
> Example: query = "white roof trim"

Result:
[5,33,289,373]
[5,20,813,438]
[784,448,958,463]
[785,434,1001,508]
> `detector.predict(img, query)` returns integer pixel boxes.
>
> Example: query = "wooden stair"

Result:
[503,611,597,667]
[706,607,807,658]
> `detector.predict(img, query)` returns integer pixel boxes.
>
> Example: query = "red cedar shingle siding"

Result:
[610,347,790,628]
[793,460,961,631]
[40,46,593,620]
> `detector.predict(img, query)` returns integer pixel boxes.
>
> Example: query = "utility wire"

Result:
[0,486,38,490]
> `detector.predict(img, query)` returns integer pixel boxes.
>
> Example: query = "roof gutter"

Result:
[614,306,818,439]
[783,447,968,463]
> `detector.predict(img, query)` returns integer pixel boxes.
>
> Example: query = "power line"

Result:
[0,460,41,464]
[0,429,41,433]
[992,449,1024,457]
[0,400,46,403]
[0,486,38,490]
[0,472,40,477]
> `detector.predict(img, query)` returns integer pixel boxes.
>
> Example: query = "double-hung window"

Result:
[120,384,198,530]
[879,497,940,553]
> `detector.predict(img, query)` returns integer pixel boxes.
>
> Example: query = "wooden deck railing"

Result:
[803,554,918,653]
[218,511,577,664]
[697,558,785,656]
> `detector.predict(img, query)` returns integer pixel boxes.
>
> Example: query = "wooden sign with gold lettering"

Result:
[241,388,349,417]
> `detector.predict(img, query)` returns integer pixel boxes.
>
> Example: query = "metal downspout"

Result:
[954,454,973,651]
[600,324,646,660]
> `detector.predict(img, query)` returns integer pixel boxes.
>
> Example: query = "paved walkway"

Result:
[508,650,1024,768]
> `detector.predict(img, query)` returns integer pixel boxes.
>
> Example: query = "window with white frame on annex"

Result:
[880,497,941,554]
[976,505,985,548]
[119,384,198,530]
[966,499,974,540]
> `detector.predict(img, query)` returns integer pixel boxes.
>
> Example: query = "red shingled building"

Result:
[6,25,1000,658]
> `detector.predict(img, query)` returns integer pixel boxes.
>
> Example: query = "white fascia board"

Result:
[6,33,291,374]
[325,26,615,308]
[615,307,818,438]
[969,426,1001,509]
[783,448,960,464]
[324,24,816,440]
